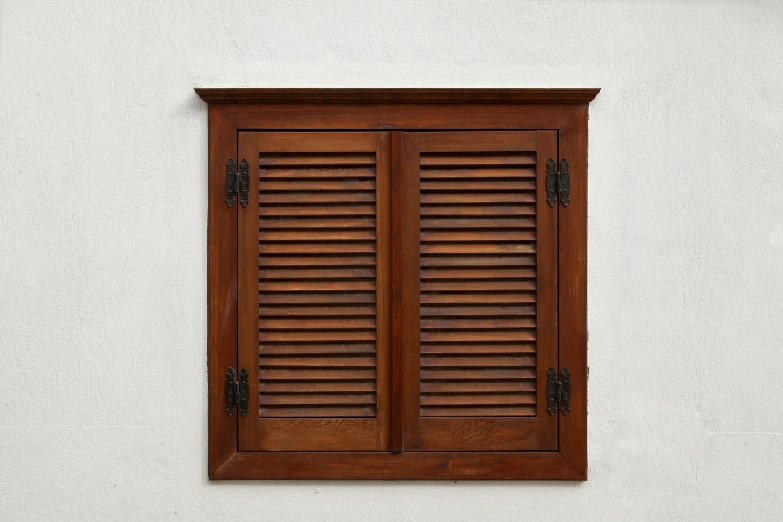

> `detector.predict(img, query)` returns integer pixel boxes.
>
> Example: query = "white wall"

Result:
[1,0,781,520]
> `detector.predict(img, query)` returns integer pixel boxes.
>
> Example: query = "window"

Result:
[197,88,598,480]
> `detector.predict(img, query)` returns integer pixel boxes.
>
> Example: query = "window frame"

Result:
[197,88,599,480]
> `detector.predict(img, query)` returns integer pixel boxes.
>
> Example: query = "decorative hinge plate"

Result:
[546,159,558,207]
[558,158,570,207]
[546,367,571,415]
[225,367,249,417]
[546,158,570,207]
[225,158,250,208]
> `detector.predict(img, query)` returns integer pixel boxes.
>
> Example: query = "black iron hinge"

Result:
[225,367,249,417]
[546,367,571,415]
[225,158,249,208]
[546,158,570,207]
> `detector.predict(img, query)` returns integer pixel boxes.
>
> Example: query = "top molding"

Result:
[194,88,600,105]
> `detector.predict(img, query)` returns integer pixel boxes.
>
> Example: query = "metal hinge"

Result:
[225,367,249,417]
[546,158,570,207]
[546,367,571,415]
[225,158,249,208]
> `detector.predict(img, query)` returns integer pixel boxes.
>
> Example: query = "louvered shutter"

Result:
[237,132,391,451]
[399,131,559,451]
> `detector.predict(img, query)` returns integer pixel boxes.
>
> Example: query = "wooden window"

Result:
[197,88,599,480]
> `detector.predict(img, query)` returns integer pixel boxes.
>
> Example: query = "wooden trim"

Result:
[390,131,405,453]
[237,133,261,449]
[400,133,421,450]
[418,130,537,152]
[207,107,238,477]
[256,131,378,152]
[213,451,585,480]
[375,131,393,451]
[558,107,588,476]
[213,103,581,131]
[535,130,559,450]
[196,88,600,105]
[201,89,596,480]
[253,419,377,451]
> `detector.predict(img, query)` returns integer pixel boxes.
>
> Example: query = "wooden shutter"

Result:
[237,131,391,451]
[399,131,559,451]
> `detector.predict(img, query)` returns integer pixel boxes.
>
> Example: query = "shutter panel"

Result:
[400,131,558,451]
[238,132,391,451]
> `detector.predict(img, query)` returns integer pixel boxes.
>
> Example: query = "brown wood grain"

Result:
[259,267,376,280]
[421,292,536,304]
[534,130,559,450]
[558,108,589,477]
[215,451,585,480]
[258,205,377,217]
[259,355,376,367]
[421,193,536,204]
[259,167,376,178]
[400,132,422,450]
[259,154,375,166]
[207,106,238,478]
[390,131,405,453]
[258,255,377,267]
[239,131,392,452]
[200,88,596,480]
[409,131,557,447]
[420,268,537,280]
[420,355,536,367]
[419,418,538,451]
[259,179,376,192]
[421,317,536,329]
[258,306,376,317]
[195,88,601,105]
[213,103,582,131]
[237,132,261,449]
[420,230,537,242]
[420,343,536,355]
[421,180,537,191]
[420,205,536,216]
[421,167,536,179]
[257,131,378,152]
[418,131,537,152]
[375,131,392,451]
[256,419,377,451]
[258,344,376,355]
[421,217,536,228]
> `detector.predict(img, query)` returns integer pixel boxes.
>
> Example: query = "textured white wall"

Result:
[1,0,782,520]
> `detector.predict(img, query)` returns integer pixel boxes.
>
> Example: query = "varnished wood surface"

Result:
[375,132,392,451]
[238,131,392,451]
[400,133,422,450]
[558,108,589,476]
[203,89,595,479]
[399,130,562,452]
[195,88,600,105]
[390,131,405,453]
[534,130,559,449]
[215,451,585,480]
[256,419,377,451]
[207,107,238,477]
[213,103,582,131]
